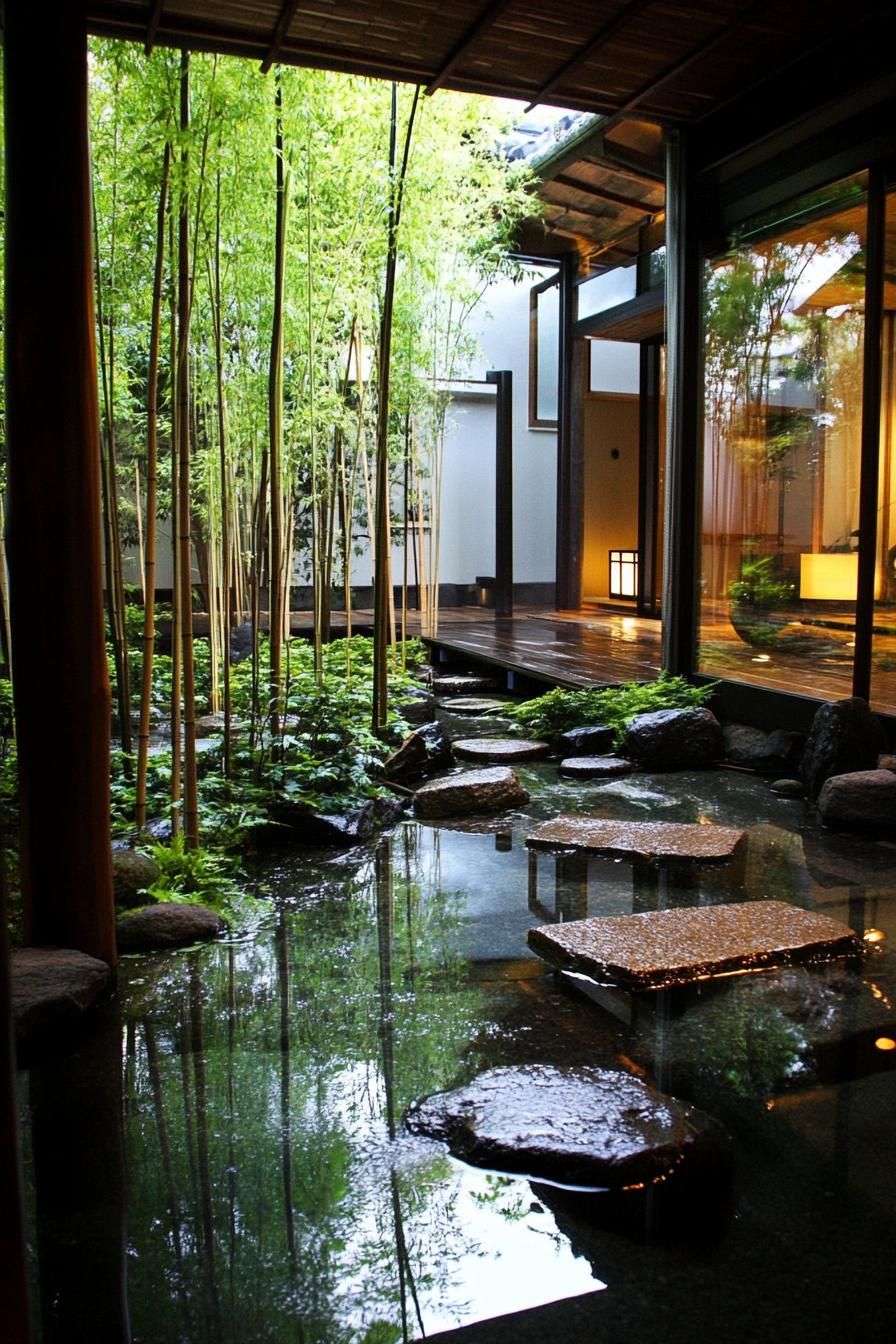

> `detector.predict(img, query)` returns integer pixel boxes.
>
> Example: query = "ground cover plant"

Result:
[508,673,716,744]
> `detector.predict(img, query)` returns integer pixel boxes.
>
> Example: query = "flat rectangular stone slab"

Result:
[527,816,745,863]
[527,901,864,991]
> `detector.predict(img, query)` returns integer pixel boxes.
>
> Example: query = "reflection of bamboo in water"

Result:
[276,917,297,1259]
[375,838,425,1342]
[226,946,238,1301]
[143,1020,186,1275]
[188,957,222,1341]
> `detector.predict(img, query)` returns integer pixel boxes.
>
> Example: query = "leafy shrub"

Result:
[508,673,716,744]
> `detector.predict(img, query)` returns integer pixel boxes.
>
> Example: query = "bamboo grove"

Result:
[2,43,532,849]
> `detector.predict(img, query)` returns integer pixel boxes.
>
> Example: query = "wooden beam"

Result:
[524,0,654,113]
[144,0,163,55]
[4,0,116,963]
[553,172,655,214]
[261,0,301,76]
[425,0,515,96]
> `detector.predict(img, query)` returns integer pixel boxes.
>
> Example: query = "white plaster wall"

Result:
[437,270,558,585]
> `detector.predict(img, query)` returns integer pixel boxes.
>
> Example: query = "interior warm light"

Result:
[799,552,858,600]
[874,1037,896,1052]
[752,654,771,662]
[864,928,886,944]
[608,549,638,599]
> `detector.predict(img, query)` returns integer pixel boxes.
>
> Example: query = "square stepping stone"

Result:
[527,900,864,991]
[526,816,745,862]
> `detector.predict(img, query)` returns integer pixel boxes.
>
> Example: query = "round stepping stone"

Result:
[453,737,550,763]
[413,766,529,819]
[770,777,805,798]
[116,902,225,953]
[406,1064,728,1191]
[559,755,630,779]
[439,696,510,715]
[11,948,111,1049]
[432,674,497,694]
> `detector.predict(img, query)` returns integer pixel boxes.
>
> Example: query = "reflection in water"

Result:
[17,763,896,1340]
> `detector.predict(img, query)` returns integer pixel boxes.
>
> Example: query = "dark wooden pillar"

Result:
[555,255,584,610]
[662,128,702,676]
[4,0,116,962]
[0,881,31,1342]
[487,370,513,616]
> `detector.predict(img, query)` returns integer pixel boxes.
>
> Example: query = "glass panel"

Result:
[577,264,637,320]
[699,176,867,699]
[870,190,896,714]
[589,339,640,394]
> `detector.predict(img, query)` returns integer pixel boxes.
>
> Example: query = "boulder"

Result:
[723,723,804,775]
[453,737,550,763]
[10,947,111,1049]
[558,756,631,780]
[556,725,616,756]
[384,722,453,783]
[800,697,887,800]
[267,794,406,846]
[111,848,160,910]
[116,902,225,952]
[406,1064,728,1192]
[229,620,254,664]
[817,769,896,831]
[413,766,529,819]
[621,707,723,770]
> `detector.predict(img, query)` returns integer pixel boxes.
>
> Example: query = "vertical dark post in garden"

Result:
[487,370,513,617]
[4,0,115,962]
[0,878,30,1341]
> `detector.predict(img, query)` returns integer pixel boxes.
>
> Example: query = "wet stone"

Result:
[770,778,805,798]
[557,755,630,780]
[432,674,498,694]
[116,902,225,953]
[111,848,160,910]
[527,900,864,992]
[11,948,111,1049]
[817,768,896,831]
[801,696,887,800]
[395,687,437,725]
[413,766,529,819]
[556,725,616,756]
[621,707,723,770]
[527,816,745,863]
[406,1064,728,1191]
[453,737,550,763]
[439,696,511,715]
[384,722,453,783]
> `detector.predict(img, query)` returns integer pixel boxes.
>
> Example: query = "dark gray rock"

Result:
[621,707,723,770]
[453,737,550,763]
[800,697,887,800]
[769,778,805,798]
[723,723,804,775]
[817,769,896,832]
[413,766,529,819]
[395,687,437,725]
[432,674,498,694]
[267,794,406,846]
[384,722,453,783]
[111,848,160,910]
[11,948,111,1048]
[116,902,225,952]
[556,725,616,756]
[406,1064,728,1191]
[229,620,254,664]
[559,756,631,780]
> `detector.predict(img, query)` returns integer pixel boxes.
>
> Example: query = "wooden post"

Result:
[4,0,116,962]
[487,370,514,617]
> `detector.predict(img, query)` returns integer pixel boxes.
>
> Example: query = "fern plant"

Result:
[508,673,716,745]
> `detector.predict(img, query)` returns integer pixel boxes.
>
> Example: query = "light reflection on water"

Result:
[18,760,896,1342]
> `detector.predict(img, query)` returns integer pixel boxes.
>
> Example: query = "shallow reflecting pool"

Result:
[18,761,896,1342]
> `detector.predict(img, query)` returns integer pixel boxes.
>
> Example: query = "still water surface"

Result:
[19,759,896,1342]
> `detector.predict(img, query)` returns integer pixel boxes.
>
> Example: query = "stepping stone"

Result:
[432,674,497,694]
[413,766,529,819]
[527,816,745,862]
[116,902,225,953]
[559,755,630,779]
[406,1063,728,1191]
[527,900,864,992]
[10,948,112,1049]
[454,737,550,763]
[438,696,510,715]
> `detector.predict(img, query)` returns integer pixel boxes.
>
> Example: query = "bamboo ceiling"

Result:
[85,1,884,124]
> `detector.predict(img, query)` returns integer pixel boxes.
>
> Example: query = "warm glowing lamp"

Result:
[609,550,638,599]
[799,552,858,600]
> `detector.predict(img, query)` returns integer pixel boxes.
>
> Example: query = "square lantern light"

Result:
[799,552,858,601]
[609,549,639,600]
